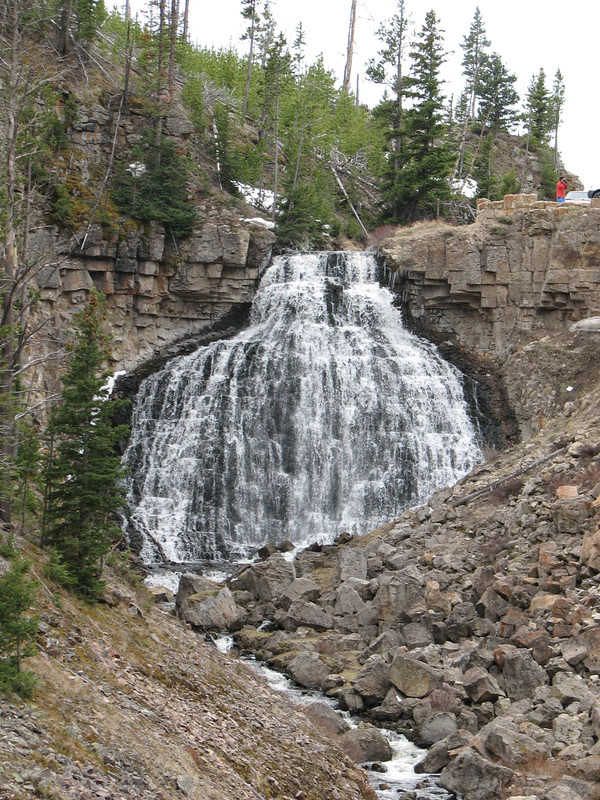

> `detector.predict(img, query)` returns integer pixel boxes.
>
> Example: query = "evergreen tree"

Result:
[45,291,129,602]
[366,0,412,216]
[386,10,453,222]
[461,7,490,119]
[256,0,275,69]
[551,68,565,167]
[539,146,558,200]
[524,69,553,147]
[241,0,262,117]
[112,129,197,237]
[473,132,500,199]
[477,52,519,133]
[56,0,106,53]
[0,552,39,698]
[75,0,107,45]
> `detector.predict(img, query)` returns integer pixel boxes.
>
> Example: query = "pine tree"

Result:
[241,0,262,118]
[551,69,565,167]
[44,291,129,602]
[366,0,412,220]
[112,130,197,237]
[387,10,453,222]
[477,52,519,133]
[461,7,490,119]
[75,0,106,46]
[473,132,500,200]
[0,552,39,698]
[524,69,553,147]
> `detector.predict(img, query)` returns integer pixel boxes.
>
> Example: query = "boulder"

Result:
[279,577,321,610]
[476,588,510,622]
[544,776,598,800]
[257,542,277,560]
[553,711,590,748]
[483,720,549,765]
[502,649,549,701]
[552,671,596,708]
[463,666,505,703]
[389,654,442,698]
[552,497,594,535]
[580,529,600,572]
[472,566,496,599]
[417,712,458,745]
[414,740,451,774]
[337,725,393,764]
[283,600,334,632]
[375,567,426,623]
[571,756,600,782]
[244,555,296,602]
[180,587,244,631]
[176,572,219,607]
[334,584,366,616]
[351,655,391,706]
[302,701,350,736]
[338,688,365,713]
[360,630,405,661]
[287,651,331,690]
[403,622,435,650]
[334,548,368,586]
[446,602,477,641]
[440,749,514,800]
[370,688,403,721]
[414,731,473,774]
[148,585,175,603]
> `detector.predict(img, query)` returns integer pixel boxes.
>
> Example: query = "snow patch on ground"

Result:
[234,181,275,212]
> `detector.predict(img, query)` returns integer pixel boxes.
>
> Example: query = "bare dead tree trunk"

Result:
[457,106,493,195]
[342,0,357,93]
[82,20,133,250]
[521,116,532,192]
[242,0,256,119]
[58,0,73,55]
[272,70,279,223]
[168,0,179,102]
[182,0,189,39]
[0,0,20,522]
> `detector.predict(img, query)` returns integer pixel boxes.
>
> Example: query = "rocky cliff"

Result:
[381,195,600,358]
[380,195,600,440]
[32,212,275,377]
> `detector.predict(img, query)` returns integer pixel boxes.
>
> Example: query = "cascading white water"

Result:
[124,251,481,563]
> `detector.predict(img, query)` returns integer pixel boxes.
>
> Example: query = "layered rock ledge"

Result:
[380,195,600,359]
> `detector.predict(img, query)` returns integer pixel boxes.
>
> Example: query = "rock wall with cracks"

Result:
[31,215,275,377]
[380,195,600,359]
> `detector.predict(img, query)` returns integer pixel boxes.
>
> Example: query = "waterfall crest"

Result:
[124,251,481,563]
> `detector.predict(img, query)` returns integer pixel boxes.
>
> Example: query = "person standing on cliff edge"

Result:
[556,177,568,203]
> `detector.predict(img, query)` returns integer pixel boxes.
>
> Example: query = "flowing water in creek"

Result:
[214,636,450,800]
[124,250,481,564]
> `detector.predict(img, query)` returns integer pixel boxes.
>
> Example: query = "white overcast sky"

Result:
[125,0,599,189]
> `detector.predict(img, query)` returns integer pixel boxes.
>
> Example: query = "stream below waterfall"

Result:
[214,636,450,800]
[124,250,481,566]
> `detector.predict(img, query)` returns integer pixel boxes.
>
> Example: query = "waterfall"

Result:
[124,251,481,563]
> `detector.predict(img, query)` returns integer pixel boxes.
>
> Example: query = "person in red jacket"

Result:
[556,177,568,203]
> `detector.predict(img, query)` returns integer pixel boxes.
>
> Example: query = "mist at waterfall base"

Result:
[124,251,482,565]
